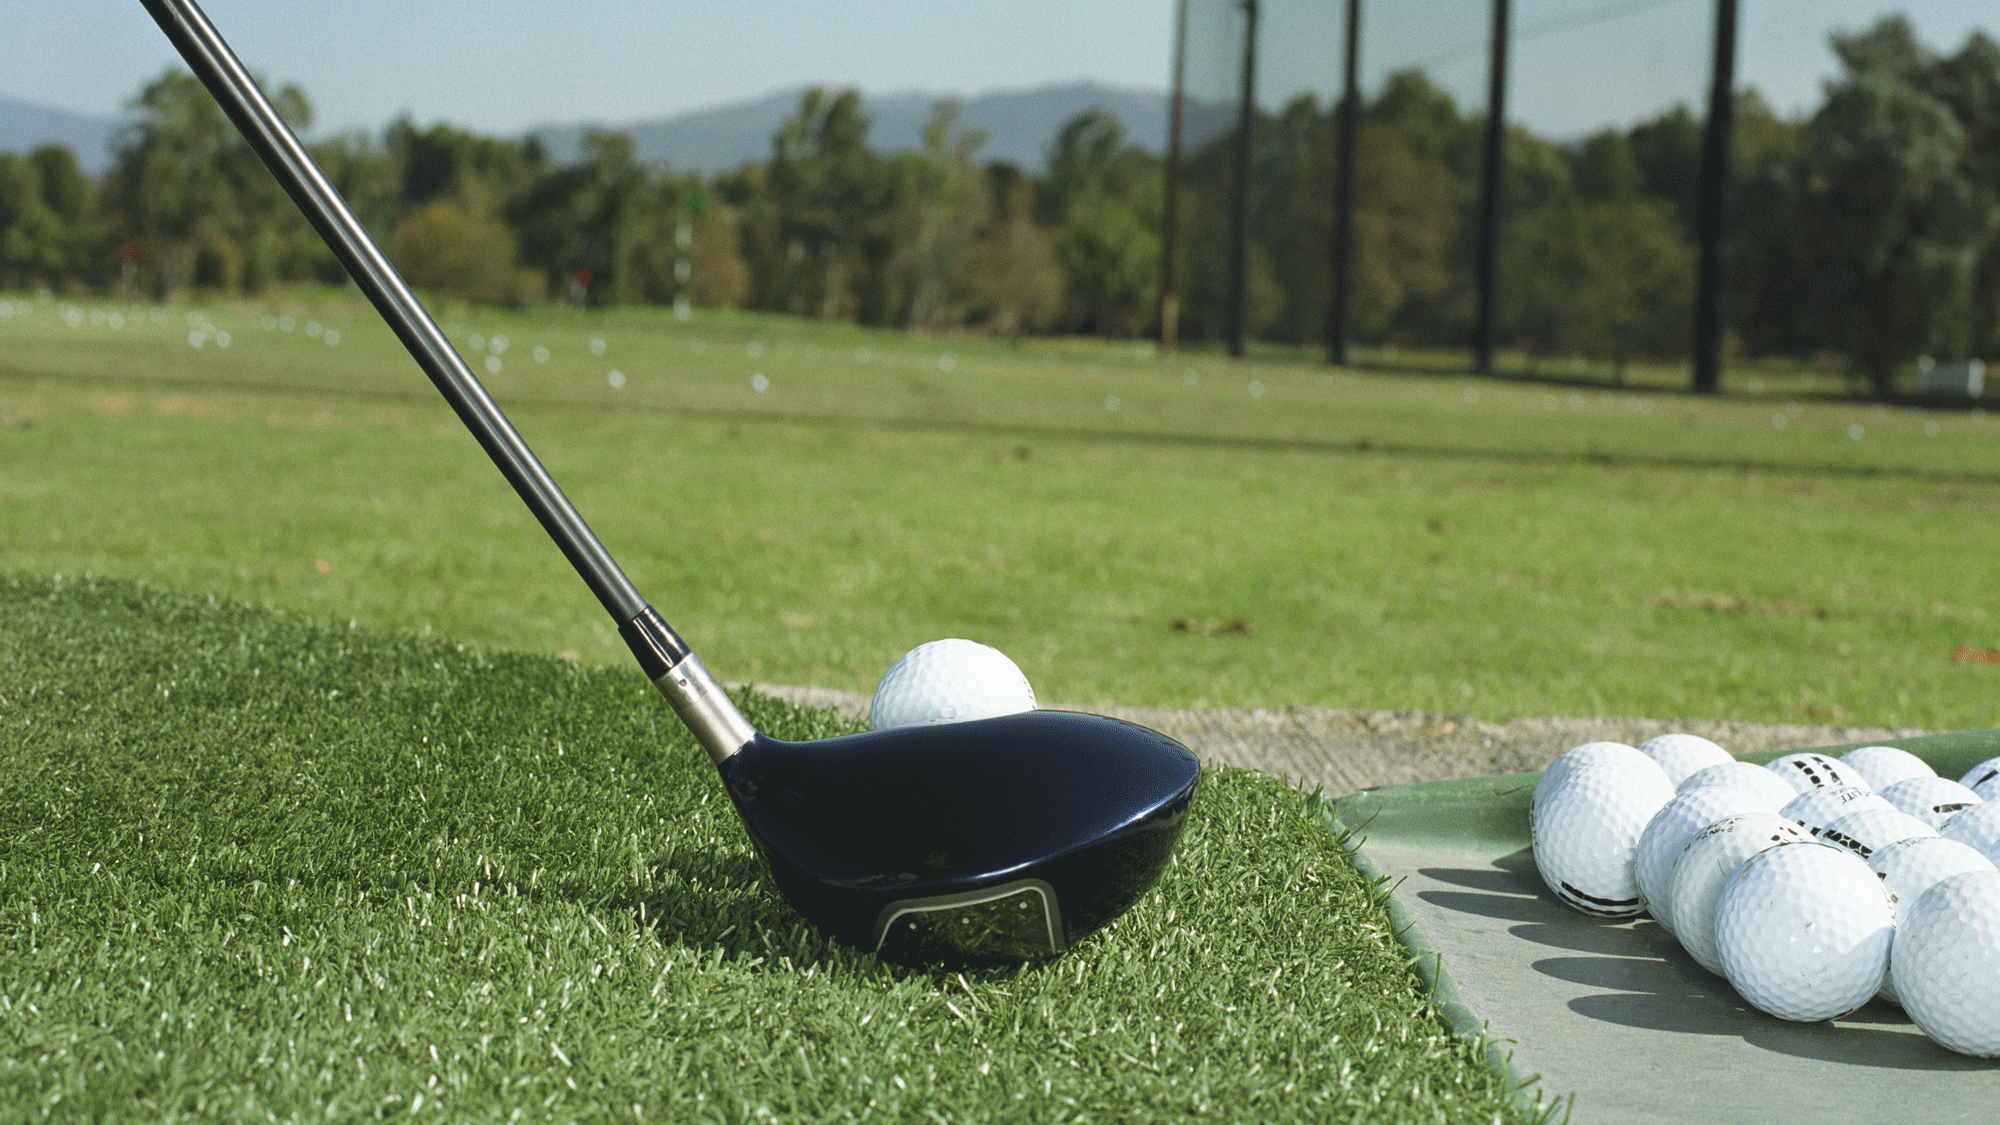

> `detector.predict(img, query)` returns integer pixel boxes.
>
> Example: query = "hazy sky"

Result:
[9,1,1997,144]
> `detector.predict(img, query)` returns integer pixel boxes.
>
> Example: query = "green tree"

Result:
[1044,110,1162,336]
[886,101,991,328]
[1791,17,1999,395]
[1503,197,1694,371]
[107,68,315,298]
[0,149,87,288]
[761,88,893,321]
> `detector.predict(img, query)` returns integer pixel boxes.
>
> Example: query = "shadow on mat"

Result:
[1409,860,1982,1071]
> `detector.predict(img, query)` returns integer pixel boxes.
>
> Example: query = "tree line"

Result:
[1,16,1995,394]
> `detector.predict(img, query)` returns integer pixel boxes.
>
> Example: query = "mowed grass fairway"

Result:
[3,291,1998,728]
[0,577,1524,1122]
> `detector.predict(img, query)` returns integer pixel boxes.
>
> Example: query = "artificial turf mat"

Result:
[0,574,1535,1122]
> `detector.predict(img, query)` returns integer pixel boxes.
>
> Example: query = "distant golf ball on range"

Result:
[868,639,1037,731]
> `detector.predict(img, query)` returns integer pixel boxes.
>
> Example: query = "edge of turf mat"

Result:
[1328,818,1559,1121]
[1332,727,2000,1122]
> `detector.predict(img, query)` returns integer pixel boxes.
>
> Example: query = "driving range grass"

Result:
[0,575,1538,1122]
[3,290,1999,730]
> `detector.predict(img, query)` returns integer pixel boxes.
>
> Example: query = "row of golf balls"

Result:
[1532,734,2000,1055]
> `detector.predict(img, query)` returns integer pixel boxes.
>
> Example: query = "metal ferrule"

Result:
[652,653,757,764]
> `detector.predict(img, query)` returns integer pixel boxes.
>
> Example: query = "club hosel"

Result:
[621,606,757,763]
[645,653,753,763]
[653,652,757,763]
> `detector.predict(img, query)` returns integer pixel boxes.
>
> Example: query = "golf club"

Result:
[139,0,1201,963]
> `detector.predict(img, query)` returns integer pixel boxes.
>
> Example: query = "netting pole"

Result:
[1227,0,1259,358]
[1472,0,1510,376]
[1691,0,1739,395]
[1328,0,1362,367]
[1160,0,1189,356]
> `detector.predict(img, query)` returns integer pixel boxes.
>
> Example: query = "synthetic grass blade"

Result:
[1,574,1531,1121]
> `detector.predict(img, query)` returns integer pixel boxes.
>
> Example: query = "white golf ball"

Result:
[1891,869,2000,1055]
[1939,801,2000,866]
[1635,733,1733,786]
[1881,776,1983,829]
[1715,841,1894,1022]
[1635,785,1778,934]
[1780,784,1894,837]
[1959,755,2000,799]
[1840,744,1935,791]
[1531,756,1676,918]
[868,639,1036,731]
[1535,741,1651,802]
[1669,812,1811,976]
[1764,752,1870,796]
[1819,806,1937,862]
[1867,836,1995,1006]
[1679,760,1799,807]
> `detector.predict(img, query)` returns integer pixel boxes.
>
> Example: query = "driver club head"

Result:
[723,709,1201,964]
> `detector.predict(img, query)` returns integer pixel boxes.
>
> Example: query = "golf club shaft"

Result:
[140,0,757,760]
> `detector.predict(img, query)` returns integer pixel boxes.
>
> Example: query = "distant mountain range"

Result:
[524,83,1237,173]
[0,94,124,173]
[1,82,1236,177]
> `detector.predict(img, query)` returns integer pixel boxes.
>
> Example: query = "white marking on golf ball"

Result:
[868,639,1036,731]
[1891,869,2000,1054]
[1669,812,1812,976]
[1715,841,1893,1022]
[1635,733,1733,786]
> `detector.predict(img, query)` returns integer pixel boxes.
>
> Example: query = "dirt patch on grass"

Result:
[750,683,1926,796]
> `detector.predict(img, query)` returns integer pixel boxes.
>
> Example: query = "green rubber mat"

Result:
[1332,730,2000,1125]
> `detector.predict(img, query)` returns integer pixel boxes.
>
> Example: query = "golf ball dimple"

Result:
[1635,733,1733,786]
[1535,742,1651,804]
[1679,760,1799,807]
[1819,806,1937,862]
[1840,744,1935,791]
[1531,756,1676,918]
[1958,755,2000,798]
[1764,752,1867,796]
[1881,776,1983,829]
[1669,812,1812,976]
[1635,785,1777,934]
[1891,869,2000,1055]
[1780,784,1894,837]
[1938,801,2000,866]
[868,639,1036,731]
[1714,841,1894,1022]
